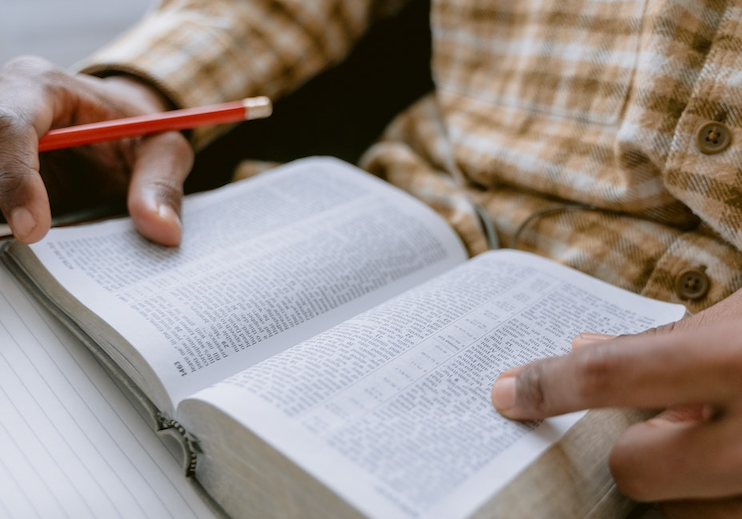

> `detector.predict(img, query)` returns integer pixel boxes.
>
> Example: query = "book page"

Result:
[185,250,686,519]
[21,157,467,413]
[0,264,216,519]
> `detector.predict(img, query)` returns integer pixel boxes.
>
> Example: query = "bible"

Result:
[0,157,685,519]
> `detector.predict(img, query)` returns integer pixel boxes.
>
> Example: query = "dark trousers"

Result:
[186,0,432,194]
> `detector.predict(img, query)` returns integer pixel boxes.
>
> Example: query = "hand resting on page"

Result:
[492,287,742,519]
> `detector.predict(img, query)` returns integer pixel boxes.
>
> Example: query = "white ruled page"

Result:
[0,265,216,519]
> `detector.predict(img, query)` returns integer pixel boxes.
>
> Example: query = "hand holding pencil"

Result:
[0,56,271,247]
[38,96,272,152]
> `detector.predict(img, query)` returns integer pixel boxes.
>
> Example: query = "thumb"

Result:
[127,131,193,246]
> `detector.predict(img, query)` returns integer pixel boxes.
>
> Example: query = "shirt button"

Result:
[695,121,732,154]
[675,267,710,300]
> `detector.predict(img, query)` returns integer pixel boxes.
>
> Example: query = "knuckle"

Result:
[699,323,742,388]
[0,110,21,135]
[571,348,615,399]
[0,161,30,188]
[1,56,71,103]
[0,117,36,179]
[516,365,548,412]
[0,166,32,208]
[0,110,34,142]
[4,55,61,81]
[145,176,185,204]
[2,56,63,94]
[0,114,37,173]
[2,55,54,76]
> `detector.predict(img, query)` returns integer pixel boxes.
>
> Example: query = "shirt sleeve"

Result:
[78,0,412,148]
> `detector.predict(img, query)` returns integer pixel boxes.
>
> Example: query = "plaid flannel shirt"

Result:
[81,0,742,313]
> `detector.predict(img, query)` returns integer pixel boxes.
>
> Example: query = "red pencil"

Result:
[37,96,272,152]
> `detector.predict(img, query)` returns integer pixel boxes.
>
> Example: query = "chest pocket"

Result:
[432,0,646,125]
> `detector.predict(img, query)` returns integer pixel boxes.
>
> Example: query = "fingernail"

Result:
[158,203,181,227]
[492,376,516,411]
[9,207,37,240]
[573,332,614,349]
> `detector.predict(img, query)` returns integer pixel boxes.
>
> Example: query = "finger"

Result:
[660,496,742,519]
[492,321,742,420]
[609,416,742,501]
[0,111,52,242]
[0,59,66,242]
[127,131,193,246]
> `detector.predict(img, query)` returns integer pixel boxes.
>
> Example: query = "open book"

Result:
[1,157,685,519]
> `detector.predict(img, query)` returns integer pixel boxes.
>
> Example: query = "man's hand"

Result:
[0,56,193,245]
[491,289,742,518]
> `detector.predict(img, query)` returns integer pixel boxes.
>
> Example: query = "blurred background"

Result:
[0,0,153,68]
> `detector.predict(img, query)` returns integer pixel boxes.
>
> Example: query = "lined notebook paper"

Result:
[0,265,216,519]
